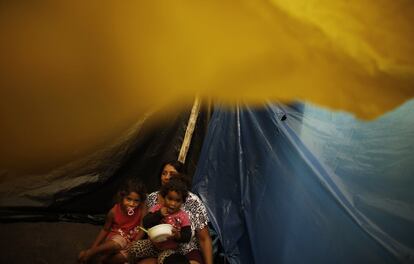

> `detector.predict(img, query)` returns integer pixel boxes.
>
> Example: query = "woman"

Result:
[128,161,213,264]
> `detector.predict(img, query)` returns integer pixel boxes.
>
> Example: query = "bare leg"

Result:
[79,241,121,263]
[102,252,128,264]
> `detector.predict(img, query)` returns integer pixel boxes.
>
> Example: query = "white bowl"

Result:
[148,224,173,242]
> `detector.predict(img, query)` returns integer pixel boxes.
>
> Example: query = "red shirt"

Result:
[149,204,191,249]
[110,203,143,242]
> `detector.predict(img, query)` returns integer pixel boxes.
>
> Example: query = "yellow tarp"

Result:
[1,0,413,172]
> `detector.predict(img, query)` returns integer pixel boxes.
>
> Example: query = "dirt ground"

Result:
[0,222,101,264]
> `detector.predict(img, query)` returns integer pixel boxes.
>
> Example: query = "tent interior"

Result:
[1,100,414,263]
[0,104,212,264]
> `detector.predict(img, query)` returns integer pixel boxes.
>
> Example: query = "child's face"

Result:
[161,164,178,186]
[164,190,183,214]
[122,191,141,211]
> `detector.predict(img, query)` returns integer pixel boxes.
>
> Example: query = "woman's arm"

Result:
[184,193,213,264]
[197,226,213,264]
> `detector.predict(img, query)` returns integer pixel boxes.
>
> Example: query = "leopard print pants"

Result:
[127,239,175,264]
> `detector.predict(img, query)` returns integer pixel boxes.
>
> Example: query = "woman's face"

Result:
[160,164,178,186]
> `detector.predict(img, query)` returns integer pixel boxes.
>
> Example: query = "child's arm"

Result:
[78,210,117,263]
[134,204,148,241]
[172,211,191,243]
[91,210,114,248]
[142,208,164,229]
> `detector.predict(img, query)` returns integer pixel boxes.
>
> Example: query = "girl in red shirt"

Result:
[78,180,147,263]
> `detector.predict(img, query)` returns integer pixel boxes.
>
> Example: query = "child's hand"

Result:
[172,226,181,240]
[160,206,169,216]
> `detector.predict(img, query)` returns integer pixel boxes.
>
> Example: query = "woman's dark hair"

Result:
[117,179,147,203]
[161,160,185,174]
[160,177,189,202]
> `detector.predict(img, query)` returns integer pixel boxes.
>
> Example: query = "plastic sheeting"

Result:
[2,0,414,180]
[193,101,414,264]
[0,107,208,223]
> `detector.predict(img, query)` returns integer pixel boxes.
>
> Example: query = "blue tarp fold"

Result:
[193,101,414,264]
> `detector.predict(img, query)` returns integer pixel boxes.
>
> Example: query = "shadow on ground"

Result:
[0,222,101,264]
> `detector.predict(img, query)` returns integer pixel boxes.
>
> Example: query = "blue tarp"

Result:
[193,101,414,264]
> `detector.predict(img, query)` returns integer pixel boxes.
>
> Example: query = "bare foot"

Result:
[78,249,91,263]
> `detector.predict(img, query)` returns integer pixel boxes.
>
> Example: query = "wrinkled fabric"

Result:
[0,107,207,222]
[193,100,414,264]
[1,0,414,173]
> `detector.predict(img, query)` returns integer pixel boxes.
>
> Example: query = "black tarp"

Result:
[0,105,209,223]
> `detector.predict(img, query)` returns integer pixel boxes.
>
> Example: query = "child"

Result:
[128,177,191,264]
[78,179,147,264]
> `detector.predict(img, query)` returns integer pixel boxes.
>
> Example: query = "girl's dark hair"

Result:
[171,173,191,190]
[161,160,185,174]
[160,177,189,202]
[117,179,147,203]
